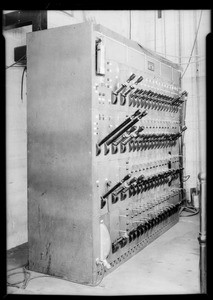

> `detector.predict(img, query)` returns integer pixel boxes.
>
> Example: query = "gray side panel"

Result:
[27,23,94,284]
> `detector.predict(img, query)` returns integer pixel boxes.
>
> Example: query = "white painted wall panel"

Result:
[5,10,210,249]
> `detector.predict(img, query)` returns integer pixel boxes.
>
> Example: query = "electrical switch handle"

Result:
[136,125,145,133]
[113,126,137,146]
[122,76,144,97]
[172,95,184,105]
[122,86,135,97]
[121,126,145,145]
[111,186,126,196]
[126,73,136,83]
[134,76,143,85]
[182,90,188,97]
[105,111,147,146]
[113,84,127,96]
[101,174,132,199]
[112,74,136,96]
[132,88,142,97]
[181,125,187,133]
[98,109,142,147]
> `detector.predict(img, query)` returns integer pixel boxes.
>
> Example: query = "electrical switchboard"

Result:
[27,22,187,285]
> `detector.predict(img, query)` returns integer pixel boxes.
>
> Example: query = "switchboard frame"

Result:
[27,22,186,285]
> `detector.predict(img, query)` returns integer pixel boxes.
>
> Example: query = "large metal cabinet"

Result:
[27,22,186,285]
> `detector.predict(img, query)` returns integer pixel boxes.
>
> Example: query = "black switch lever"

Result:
[112,125,137,146]
[121,76,143,98]
[135,76,143,85]
[121,126,145,146]
[101,174,132,200]
[113,73,136,96]
[180,125,187,133]
[111,74,136,104]
[127,73,136,83]
[97,109,142,148]
[105,111,147,147]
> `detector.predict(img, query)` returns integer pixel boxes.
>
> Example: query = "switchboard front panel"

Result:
[27,22,187,285]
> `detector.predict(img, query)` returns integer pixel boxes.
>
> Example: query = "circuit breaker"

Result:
[27,22,187,285]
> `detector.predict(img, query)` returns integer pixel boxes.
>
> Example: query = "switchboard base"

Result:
[98,211,179,282]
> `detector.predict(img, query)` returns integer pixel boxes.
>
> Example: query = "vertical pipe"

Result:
[194,10,202,174]
[198,172,207,293]
[178,10,185,201]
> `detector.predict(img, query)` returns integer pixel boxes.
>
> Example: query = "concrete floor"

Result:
[7,214,200,295]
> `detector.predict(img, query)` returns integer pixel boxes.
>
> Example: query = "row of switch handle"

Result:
[96,109,148,156]
[119,90,186,113]
[96,107,186,155]
[111,73,188,112]
[112,203,179,253]
[103,126,187,155]
[110,168,183,204]
[101,168,183,208]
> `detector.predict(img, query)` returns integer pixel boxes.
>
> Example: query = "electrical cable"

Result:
[7,262,29,272]
[179,205,199,217]
[60,10,74,18]
[180,58,205,65]
[21,66,27,101]
[154,51,204,59]
[181,10,203,79]
[93,262,105,286]
[7,262,106,289]
[7,266,31,289]
[6,55,26,69]
[7,263,56,290]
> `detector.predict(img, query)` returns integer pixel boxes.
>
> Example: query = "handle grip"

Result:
[98,109,142,147]
[113,74,136,96]
[102,174,132,199]
[106,111,147,146]
[113,125,137,146]
[126,73,136,83]
[134,76,143,85]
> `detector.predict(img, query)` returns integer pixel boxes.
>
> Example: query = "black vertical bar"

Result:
[32,10,47,31]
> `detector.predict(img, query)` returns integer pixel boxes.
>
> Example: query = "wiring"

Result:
[181,10,203,79]
[7,262,106,290]
[179,205,199,217]
[22,275,52,289]
[7,264,53,290]
[154,51,204,59]
[6,54,26,69]
[79,261,106,287]
[60,10,74,18]
[21,66,27,101]
[180,58,205,65]
[93,262,105,286]
[7,266,31,289]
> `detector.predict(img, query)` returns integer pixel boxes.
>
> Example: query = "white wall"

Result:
[5,25,31,249]
[5,10,210,249]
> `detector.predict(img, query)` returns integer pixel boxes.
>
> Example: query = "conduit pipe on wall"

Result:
[198,172,206,294]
